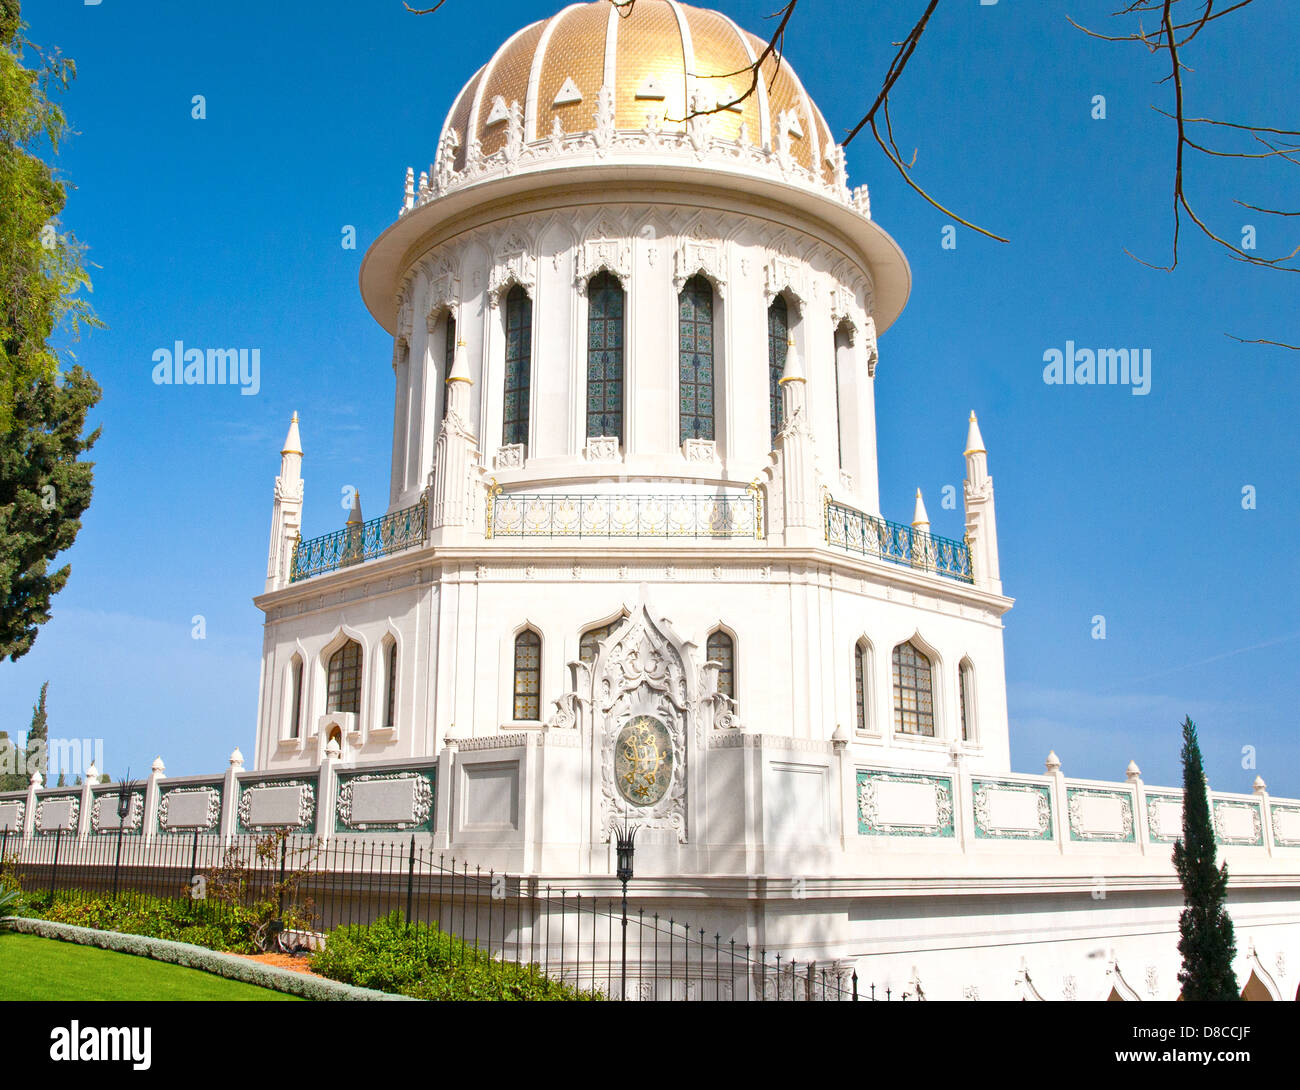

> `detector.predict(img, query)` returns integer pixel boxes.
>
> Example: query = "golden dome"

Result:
[439,0,836,181]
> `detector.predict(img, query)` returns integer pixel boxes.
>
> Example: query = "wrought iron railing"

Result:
[825,499,973,583]
[290,498,428,583]
[488,488,763,540]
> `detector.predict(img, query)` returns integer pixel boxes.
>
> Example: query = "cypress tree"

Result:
[25,679,48,782]
[1173,715,1239,1000]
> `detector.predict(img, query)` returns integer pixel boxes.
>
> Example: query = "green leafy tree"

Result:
[0,728,23,790]
[0,0,102,662]
[1173,716,1239,1000]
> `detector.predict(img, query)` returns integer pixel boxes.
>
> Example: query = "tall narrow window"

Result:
[289,657,304,739]
[959,660,974,742]
[706,630,734,698]
[678,275,715,443]
[579,619,621,664]
[834,322,852,469]
[384,641,397,729]
[768,296,789,447]
[586,272,625,442]
[854,641,869,733]
[326,639,363,715]
[891,641,935,737]
[440,312,457,421]
[503,285,532,447]
[513,629,541,721]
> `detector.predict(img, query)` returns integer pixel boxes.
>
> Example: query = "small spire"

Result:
[1045,750,1061,773]
[964,410,986,456]
[30,769,43,787]
[447,338,472,385]
[1253,775,1267,795]
[281,411,302,455]
[86,761,98,782]
[346,490,364,526]
[1125,759,1142,783]
[150,756,165,775]
[911,488,930,530]
[778,335,805,384]
[229,747,244,770]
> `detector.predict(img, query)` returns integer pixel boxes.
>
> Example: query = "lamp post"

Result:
[614,812,637,1001]
[111,771,132,900]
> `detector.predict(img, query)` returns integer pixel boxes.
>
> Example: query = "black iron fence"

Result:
[0,830,901,1001]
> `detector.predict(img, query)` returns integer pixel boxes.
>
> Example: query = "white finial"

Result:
[777,336,805,385]
[229,747,244,770]
[86,762,98,782]
[1125,760,1142,783]
[1045,750,1061,773]
[281,411,302,456]
[1253,775,1267,795]
[965,410,986,456]
[911,488,930,531]
[151,756,165,775]
[447,337,472,386]
[325,737,341,760]
[30,769,43,788]
[346,490,364,526]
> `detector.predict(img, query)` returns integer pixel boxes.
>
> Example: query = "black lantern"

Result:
[613,810,637,999]
[111,771,132,900]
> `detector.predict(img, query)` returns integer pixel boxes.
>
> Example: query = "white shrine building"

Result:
[235,0,1300,999]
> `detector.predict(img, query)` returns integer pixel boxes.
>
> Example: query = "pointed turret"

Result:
[774,335,819,545]
[428,338,479,543]
[346,489,364,526]
[962,410,1001,593]
[911,488,930,531]
[778,335,805,385]
[266,412,306,591]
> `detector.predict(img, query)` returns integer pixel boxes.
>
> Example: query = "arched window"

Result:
[706,629,734,698]
[326,639,363,715]
[383,640,398,729]
[503,285,532,447]
[289,656,304,739]
[767,296,789,447]
[579,619,622,664]
[436,311,456,424]
[959,659,975,742]
[891,641,934,737]
[513,629,542,721]
[678,275,715,443]
[854,641,870,733]
[586,272,625,442]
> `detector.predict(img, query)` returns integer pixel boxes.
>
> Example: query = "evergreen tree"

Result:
[0,0,102,661]
[0,728,22,791]
[24,679,47,782]
[1173,716,1239,1000]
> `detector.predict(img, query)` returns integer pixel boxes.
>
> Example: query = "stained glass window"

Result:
[855,642,868,733]
[579,620,620,664]
[706,629,734,698]
[441,312,456,421]
[290,657,304,739]
[768,296,788,447]
[513,629,541,721]
[678,276,715,443]
[891,641,935,737]
[326,640,362,715]
[384,641,397,728]
[503,285,532,447]
[959,660,974,742]
[586,272,625,441]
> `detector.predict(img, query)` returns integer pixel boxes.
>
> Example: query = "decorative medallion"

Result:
[614,716,674,807]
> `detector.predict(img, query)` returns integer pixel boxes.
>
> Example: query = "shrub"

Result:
[30,893,268,954]
[310,912,599,1001]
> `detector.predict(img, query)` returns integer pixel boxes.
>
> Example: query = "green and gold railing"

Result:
[825,499,973,583]
[488,487,763,540]
[290,498,428,583]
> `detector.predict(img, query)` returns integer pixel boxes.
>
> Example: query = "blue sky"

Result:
[4,0,1297,794]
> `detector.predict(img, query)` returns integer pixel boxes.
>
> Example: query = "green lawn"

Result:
[0,933,302,1001]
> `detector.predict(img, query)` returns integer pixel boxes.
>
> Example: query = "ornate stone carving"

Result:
[584,435,621,461]
[157,784,221,833]
[335,770,433,832]
[488,232,536,306]
[238,778,315,833]
[90,791,143,834]
[576,221,632,290]
[764,254,807,309]
[673,224,726,298]
[682,438,717,463]
[493,443,525,469]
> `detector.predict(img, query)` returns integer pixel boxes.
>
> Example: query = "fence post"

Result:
[277,834,288,916]
[405,835,415,929]
[48,826,62,901]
